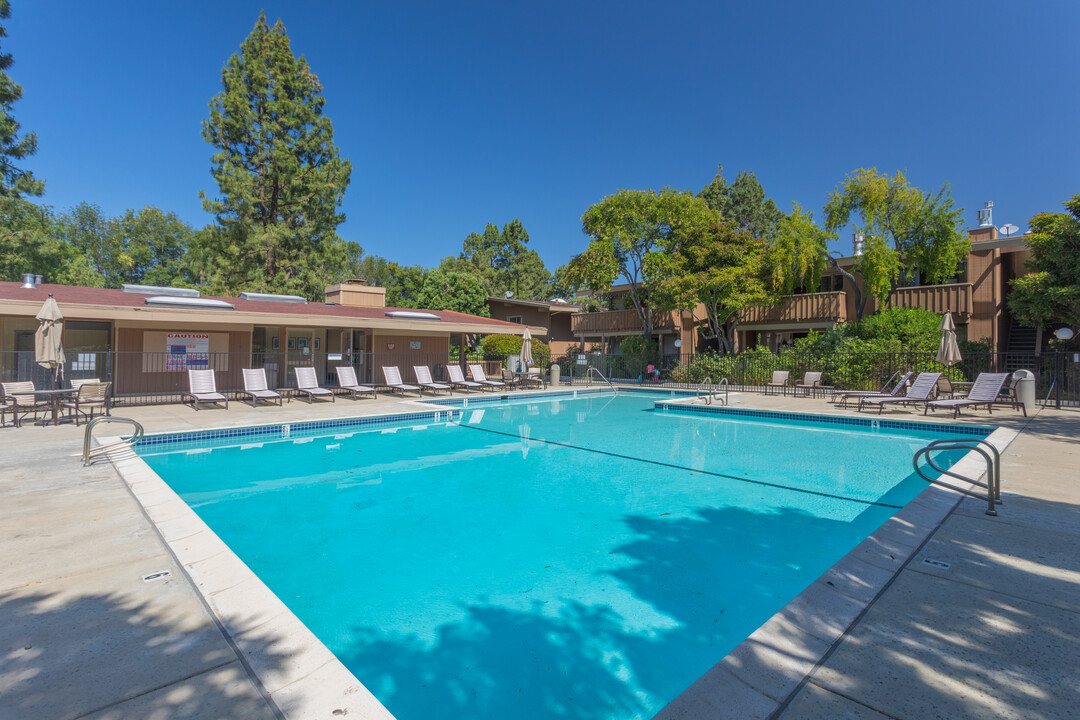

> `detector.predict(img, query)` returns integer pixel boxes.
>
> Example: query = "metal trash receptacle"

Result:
[549,364,561,385]
[1012,369,1036,411]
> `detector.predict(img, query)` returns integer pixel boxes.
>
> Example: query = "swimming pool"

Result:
[137,390,985,720]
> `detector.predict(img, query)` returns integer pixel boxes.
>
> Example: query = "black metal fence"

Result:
[2,348,1077,407]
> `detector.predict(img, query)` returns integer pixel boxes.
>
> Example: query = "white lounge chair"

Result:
[183,369,228,410]
[413,366,452,395]
[294,366,335,403]
[381,366,421,397]
[336,366,376,399]
[925,372,1012,418]
[764,370,790,395]
[239,368,282,407]
[834,371,913,408]
[447,365,483,393]
[469,364,506,391]
[859,372,941,414]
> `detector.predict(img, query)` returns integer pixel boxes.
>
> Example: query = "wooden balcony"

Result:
[571,308,680,336]
[739,291,847,326]
[888,283,972,316]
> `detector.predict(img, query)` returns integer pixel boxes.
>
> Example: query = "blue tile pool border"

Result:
[421,386,695,408]
[657,401,994,437]
[135,409,463,451]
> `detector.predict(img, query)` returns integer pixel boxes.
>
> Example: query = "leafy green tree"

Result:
[198,11,352,299]
[652,221,771,353]
[0,198,103,285]
[549,263,580,301]
[0,0,42,200]
[459,218,551,299]
[698,164,783,240]
[765,203,834,295]
[111,207,197,287]
[571,188,717,340]
[824,168,968,315]
[1008,195,1080,332]
[415,268,490,317]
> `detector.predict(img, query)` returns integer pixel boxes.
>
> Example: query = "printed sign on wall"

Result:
[166,333,210,371]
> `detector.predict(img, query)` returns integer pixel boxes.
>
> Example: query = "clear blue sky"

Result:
[11,1,1079,269]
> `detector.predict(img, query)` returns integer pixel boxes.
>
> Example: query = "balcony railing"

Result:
[888,283,973,316]
[739,291,847,326]
[571,308,680,336]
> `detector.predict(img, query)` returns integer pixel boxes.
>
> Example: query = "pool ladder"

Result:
[912,438,1001,515]
[83,416,145,466]
[697,377,728,406]
[586,367,616,393]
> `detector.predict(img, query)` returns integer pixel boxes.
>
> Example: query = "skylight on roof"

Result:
[144,296,235,310]
[385,311,441,320]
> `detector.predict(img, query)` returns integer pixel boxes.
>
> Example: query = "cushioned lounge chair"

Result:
[858,372,941,414]
[336,366,377,399]
[447,365,483,393]
[925,372,1012,418]
[469,364,506,391]
[1,381,49,427]
[294,366,335,403]
[182,369,228,410]
[381,366,421,397]
[413,366,451,395]
[239,368,282,407]
[764,370,790,396]
[61,381,111,425]
[833,371,913,408]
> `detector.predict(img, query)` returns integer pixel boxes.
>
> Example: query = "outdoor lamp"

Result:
[1054,327,1074,341]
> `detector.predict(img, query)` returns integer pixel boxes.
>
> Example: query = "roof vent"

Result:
[977,201,994,228]
[144,296,235,310]
[21,273,35,289]
[123,284,200,298]
[239,292,308,304]
[385,311,441,321]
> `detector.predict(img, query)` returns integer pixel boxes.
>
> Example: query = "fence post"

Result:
[1056,351,1063,410]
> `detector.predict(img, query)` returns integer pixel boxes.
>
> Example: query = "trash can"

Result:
[549,364,561,386]
[1012,369,1036,412]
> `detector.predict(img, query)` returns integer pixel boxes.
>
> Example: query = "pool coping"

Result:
[101,397,1016,720]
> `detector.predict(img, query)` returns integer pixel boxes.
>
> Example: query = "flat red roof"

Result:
[0,281,526,330]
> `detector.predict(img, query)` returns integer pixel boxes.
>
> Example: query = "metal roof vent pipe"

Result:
[21,273,35,289]
[35,274,42,285]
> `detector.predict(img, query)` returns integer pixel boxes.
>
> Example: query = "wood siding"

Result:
[887,283,973,316]
[739,292,847,326]
[571,308,680,336]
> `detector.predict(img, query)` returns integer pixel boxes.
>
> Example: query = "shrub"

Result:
[479,334,551,366]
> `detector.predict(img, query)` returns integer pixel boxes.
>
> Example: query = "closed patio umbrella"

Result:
[936,311,962,367]
[35,295,66,388]
[519,327,533,367]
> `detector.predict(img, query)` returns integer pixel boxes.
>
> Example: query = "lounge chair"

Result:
[925,372,1013,418]
[1,381,49,427]
[447,365,483,393]
[182,369,228,410]
[413,366,452,395]
[469,364,506,391]
[764,370,790,396]
[858,372,941,414]
[381,366,421,397]
[61,381,111,425]
[793,371,825,397]
[833,371,913,408]
[238,368,282,407]
[294,366,335,403]
[336,366,377,399]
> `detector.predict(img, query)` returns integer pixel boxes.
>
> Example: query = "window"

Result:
[506,315,523,324]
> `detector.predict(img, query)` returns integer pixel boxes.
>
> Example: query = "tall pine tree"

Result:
[198,12,352,299]
[0,0,42,200]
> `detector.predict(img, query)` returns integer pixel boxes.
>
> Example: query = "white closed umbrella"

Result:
[519,327,533,367]
[35,295,66,385]
[936,312,962,367]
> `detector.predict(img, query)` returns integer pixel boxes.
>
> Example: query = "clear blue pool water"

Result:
[139,391,978,720]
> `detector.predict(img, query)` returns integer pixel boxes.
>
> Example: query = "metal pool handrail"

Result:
[697,377,729,405]
[83,416,145,466]
[587,367,615,392]
[912,437,1000,515]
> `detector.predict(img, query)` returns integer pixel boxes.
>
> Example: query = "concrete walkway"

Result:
[1,388,1077,719]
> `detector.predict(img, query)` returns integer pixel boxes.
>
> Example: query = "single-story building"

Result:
[0,278,542,404]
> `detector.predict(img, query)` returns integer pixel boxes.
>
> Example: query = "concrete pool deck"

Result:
[1,387,1077,719]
